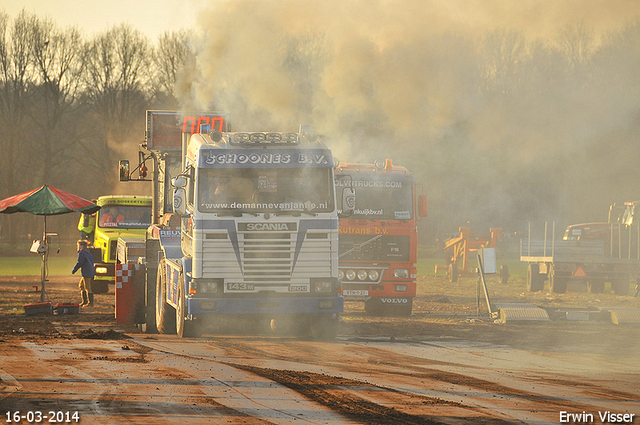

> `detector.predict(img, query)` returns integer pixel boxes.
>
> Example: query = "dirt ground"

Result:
[0,275,136,340]
[1,273,640,424]
[1,272,640,357]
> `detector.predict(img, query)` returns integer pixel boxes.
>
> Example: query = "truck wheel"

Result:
[145,267,158,333]
[155,259,176,334]
[310,314,338,340]
[587,279,605,294]
[611,279,630,296]
[92,280,109,294]
[364,298,383,316]
[549,266,567,294]
[448,263,458,282]
[177,275,201,338]
[526,264,544,292]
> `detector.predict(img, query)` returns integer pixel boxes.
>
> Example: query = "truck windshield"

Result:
[335,173,414,220]
[97,205,152,229]
[198,167,335,214]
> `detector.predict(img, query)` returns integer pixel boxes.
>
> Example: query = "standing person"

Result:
[72,240,95,307]
[77,211,96,243]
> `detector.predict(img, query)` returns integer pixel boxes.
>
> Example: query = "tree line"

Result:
[0,10,191,244]
[2,6,640,248]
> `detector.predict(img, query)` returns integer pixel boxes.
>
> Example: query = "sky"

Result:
[3,0,640,40]
[2,0,210,39]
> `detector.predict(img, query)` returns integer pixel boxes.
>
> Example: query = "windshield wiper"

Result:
[275,210,316,217]
[216,210,258,217]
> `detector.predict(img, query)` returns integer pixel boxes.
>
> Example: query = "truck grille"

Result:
[242,233,292,282]
[200,225,333,288]
[339,235,410,262]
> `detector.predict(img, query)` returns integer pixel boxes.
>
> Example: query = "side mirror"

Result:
[418,195,428,217]
[172,176,187,188]
[173,188,187,216]
[119,160,130,181]
[340,187,356,217]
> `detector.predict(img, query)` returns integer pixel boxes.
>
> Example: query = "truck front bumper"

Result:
[187,296,344,315]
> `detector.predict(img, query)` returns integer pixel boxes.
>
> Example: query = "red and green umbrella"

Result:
[0,184,100,215]
[0,185,101,302]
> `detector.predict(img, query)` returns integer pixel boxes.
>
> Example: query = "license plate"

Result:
[289,285,308,292]
[226,283,255,291]
[343,289,369,296]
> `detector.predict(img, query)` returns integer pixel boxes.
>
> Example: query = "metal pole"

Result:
[150,150,159,225]
[40,216,46,302]
[544,222,548,257]
[552,221,556,256]
[610,222,614,258]
[477,253,494,317]
[629,223,632,260]
[618,221,622,259]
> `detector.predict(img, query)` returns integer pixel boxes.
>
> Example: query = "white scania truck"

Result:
[120,111,352,338]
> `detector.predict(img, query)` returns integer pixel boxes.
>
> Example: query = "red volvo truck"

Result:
[335,159,427,316]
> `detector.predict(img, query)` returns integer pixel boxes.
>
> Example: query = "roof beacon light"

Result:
[250,133,266,143]
[231,132,299,145]
[385,159,393,170]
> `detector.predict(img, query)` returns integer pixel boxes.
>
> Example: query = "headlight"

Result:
[338,270,345,280]
[395,284,408,292]
[357,270,368,281]
[345,270,356,281]
[95,267,108,274]
[368,270,380,281]
[394,269,409,279]
[314,281,333,293]
[198,279,221,294]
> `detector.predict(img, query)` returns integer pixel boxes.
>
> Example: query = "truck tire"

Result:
[526,264,544,292]
[448,263,458,282]
[549,265,567,294]
[364,297,382,316]
[145,267,158,333]
[310,314,338,340]
[611,279,630,296]
[176,275,201,338]
[587,279,605,294]
[155,259,176,334]
[92,280,109,294]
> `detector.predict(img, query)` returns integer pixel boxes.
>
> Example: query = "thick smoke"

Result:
[177,0,640,243]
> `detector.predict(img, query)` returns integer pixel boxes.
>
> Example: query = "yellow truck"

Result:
[78,195,152,293]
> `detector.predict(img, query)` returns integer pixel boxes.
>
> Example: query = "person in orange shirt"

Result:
[99,207,124,226]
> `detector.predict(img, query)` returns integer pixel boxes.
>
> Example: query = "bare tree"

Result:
[480,28,527,95]
[152,29,192,107]
[0,10,39,243]
[81,24,152,176]
[556,21,595,73]
[30,16,85,184]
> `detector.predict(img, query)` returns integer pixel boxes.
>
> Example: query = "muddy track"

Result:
[229,363,498,425]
